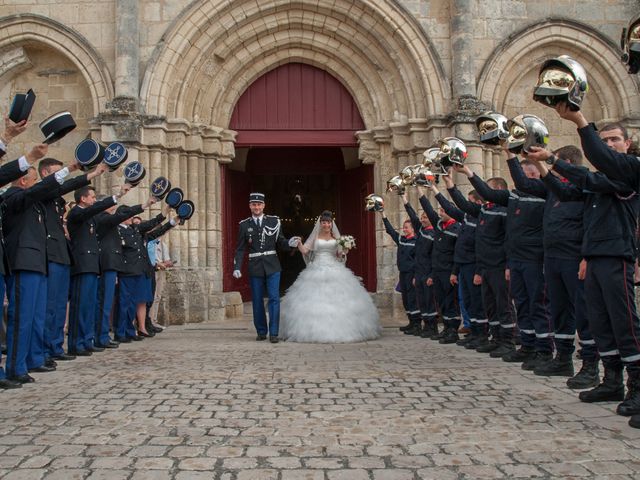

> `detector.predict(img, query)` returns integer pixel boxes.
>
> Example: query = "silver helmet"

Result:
[475,111,509,146]
[506,114,550,154]
[364,193,384,212]
[438,137,467,167]
[621,14,640,74]
[386,175,405,195]
[533,55,588,111]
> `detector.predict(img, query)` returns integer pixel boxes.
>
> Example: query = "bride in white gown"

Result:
[280,210,381,343]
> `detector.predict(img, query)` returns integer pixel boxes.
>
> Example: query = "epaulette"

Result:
[239,217,252,224]
[265,214,279,219]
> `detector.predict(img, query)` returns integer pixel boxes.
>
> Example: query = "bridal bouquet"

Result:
[337,235,356,252]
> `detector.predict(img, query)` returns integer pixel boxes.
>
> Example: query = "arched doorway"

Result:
[222,63,376,299]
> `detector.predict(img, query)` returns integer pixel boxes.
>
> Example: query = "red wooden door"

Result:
[338,164,376,292]
[221,166,251,299]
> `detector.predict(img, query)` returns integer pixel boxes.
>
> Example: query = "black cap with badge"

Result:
[165,187,184,208]
[39,111,77,144]
[123,161,146,186]
[9,89,36,123]
[176,200,195,225]
[103,142,128,171]
[75,138,105,170]
[150,176,172,200]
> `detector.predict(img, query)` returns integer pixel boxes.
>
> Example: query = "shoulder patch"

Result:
[239,217,251,224]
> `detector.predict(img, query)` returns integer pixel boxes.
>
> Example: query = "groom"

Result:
[233,193,299,343]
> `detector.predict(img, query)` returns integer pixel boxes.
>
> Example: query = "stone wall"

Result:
[1,0,639,323]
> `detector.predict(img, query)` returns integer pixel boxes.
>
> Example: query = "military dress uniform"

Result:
[94,204,144,347]
[234,208,293,339]
[2,173,67,380]
[66,196,118,354]
[42,174,91,361]
[115,213,165,340]
[0,148,34,384]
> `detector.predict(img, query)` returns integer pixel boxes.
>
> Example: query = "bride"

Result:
[280,210,381,343]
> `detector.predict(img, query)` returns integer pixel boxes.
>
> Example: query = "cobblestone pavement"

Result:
[2,316,640,480]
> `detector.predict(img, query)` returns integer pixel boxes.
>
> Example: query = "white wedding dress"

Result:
[280,238,381,343]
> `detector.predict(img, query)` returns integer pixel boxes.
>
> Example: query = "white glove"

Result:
[232,270,242,279]
[288,237,300,248]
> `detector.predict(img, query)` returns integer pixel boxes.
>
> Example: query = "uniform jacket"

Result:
[119,214,166,277]
[0,158,30,275]
[507,158,583,260]
[470,173,545,264]
[43,174,91,266]
[2,174,62,275]
[404,202,434,277]
[233,215,292,277]
[545,159,639,263]
[95,204,144,272]
[449,182,508,271]
[420,195,460,274]
[437,190,477,269]
[67,196,118,276]
[383,216,416,273]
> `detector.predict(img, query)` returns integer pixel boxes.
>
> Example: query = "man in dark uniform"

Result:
[233,193,298,343]
[2,151,78,383]
[94,195,157,348]
[38,158,106,364]
[66,176,125,356]
[0,118,39,389]
[535,103,640,428]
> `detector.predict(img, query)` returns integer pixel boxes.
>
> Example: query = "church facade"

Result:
[1,0,638,323]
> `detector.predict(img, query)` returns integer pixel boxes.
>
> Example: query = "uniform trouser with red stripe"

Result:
[399,271,419,322]
[481,267,516,341]
[414,273,437,326]
[509,260,552,353]
[584,257,640,372]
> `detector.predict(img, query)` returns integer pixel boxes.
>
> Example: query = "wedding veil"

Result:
[302,215,341,265]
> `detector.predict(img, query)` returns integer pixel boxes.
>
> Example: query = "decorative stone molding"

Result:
[0,46,32,81]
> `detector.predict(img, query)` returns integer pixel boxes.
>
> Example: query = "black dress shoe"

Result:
[95,342,119,349]
[138,330,154,338]
[114,336,132,343]
[29,365,56,373]
[11,374,35,384]
[86,346,105,353]
[0,378,22,389]
[52,353,76,361]
[130,335,143,341]
[256,334,267,341]
[44,358,57,368]
[269,336,279,344]
[71,350,93,357]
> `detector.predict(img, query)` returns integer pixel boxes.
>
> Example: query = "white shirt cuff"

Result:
[170,218,178,226]
[0,141,6,152]
[18,155,30,172]
[112,195,118,204]
[54,167,70,184]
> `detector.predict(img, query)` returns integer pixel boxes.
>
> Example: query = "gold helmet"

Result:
[533,55,588,111]
[475,111,509,146]
[364,193,384,212]
[438,137,468,167]
[506,114,549,154]
[386,175,405,195]
[621,14,640,74]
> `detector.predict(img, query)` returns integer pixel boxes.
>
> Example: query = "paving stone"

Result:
[42,470,89,480]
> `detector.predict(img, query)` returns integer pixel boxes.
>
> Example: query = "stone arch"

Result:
[140,0,449,130]
[0,14,114,115]
[477,18,640,127]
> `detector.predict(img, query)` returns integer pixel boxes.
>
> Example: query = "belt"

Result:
[249,250,276,258]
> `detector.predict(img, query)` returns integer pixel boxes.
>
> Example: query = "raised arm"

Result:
[447,186,481,217]
[506,157,547,199]
[418,194,441,231]
[553,159,634,196]
[402,193,422,233]
[382,213,400,245]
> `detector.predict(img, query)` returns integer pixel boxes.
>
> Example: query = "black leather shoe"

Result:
[138,330,154,338]
[87,346,105,353]
[130,335,143,341]
[114,336,132,343]
[0,378,22,389]
[52,353,76,361]
[44,358,57,368]
[95,342,119,349]
[29,365,56,373]
[269,336,279,343]
[11,374,35,384]
[630,414,640,429]
[256,334,267,341]
[71,350,93,357]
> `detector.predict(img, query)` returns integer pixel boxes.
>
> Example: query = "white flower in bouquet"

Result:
[337,235,356,252]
